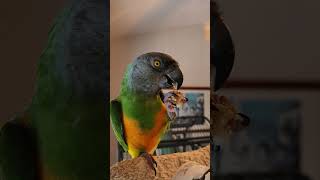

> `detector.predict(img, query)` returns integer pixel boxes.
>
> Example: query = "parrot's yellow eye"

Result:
[154,60,161,67]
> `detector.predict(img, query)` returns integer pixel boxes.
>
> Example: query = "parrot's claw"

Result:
[163,91,188,120]
[140,152,157,176]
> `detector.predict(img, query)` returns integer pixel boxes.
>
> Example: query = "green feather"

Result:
[110,100,128,151]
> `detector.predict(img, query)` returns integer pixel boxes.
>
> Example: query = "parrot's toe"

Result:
[139,152,157,176]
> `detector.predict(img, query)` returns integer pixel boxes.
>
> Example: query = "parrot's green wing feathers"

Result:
[110,99,128,152]
[0,120,37,180]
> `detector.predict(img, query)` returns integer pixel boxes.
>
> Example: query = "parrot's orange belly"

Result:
[123,105,168,158]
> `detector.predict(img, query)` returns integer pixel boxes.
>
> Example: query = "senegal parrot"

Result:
[110,52,184,173]
[0,0,108,179]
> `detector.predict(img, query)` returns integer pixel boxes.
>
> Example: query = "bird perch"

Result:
[110,145,210,180]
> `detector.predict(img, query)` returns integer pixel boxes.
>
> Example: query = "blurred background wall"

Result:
[110,0,210,165]
[217,0,320,179]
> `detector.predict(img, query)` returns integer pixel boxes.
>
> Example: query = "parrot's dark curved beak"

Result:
[165,68,183,90]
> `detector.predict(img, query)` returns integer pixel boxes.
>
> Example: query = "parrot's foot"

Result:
[163,91,187,108]
[139,152,158,176]
[193,168,210,180]
[163,91,188,120]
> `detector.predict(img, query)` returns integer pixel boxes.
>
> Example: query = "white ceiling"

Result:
[111,0,210,38]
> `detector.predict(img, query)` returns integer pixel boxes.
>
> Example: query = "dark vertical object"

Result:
[211,0,235,179]
[211,0,235,91]
[105,0,110,177]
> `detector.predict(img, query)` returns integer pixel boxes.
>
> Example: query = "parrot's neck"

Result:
[120,64,160,98]
[119,66,165,131]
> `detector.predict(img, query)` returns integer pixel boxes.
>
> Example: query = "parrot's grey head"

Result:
[127,52,183,96]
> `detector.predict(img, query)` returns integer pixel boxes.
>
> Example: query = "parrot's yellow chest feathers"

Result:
[123,103,168,158]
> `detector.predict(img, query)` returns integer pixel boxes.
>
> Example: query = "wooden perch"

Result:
[110,145,209,180]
